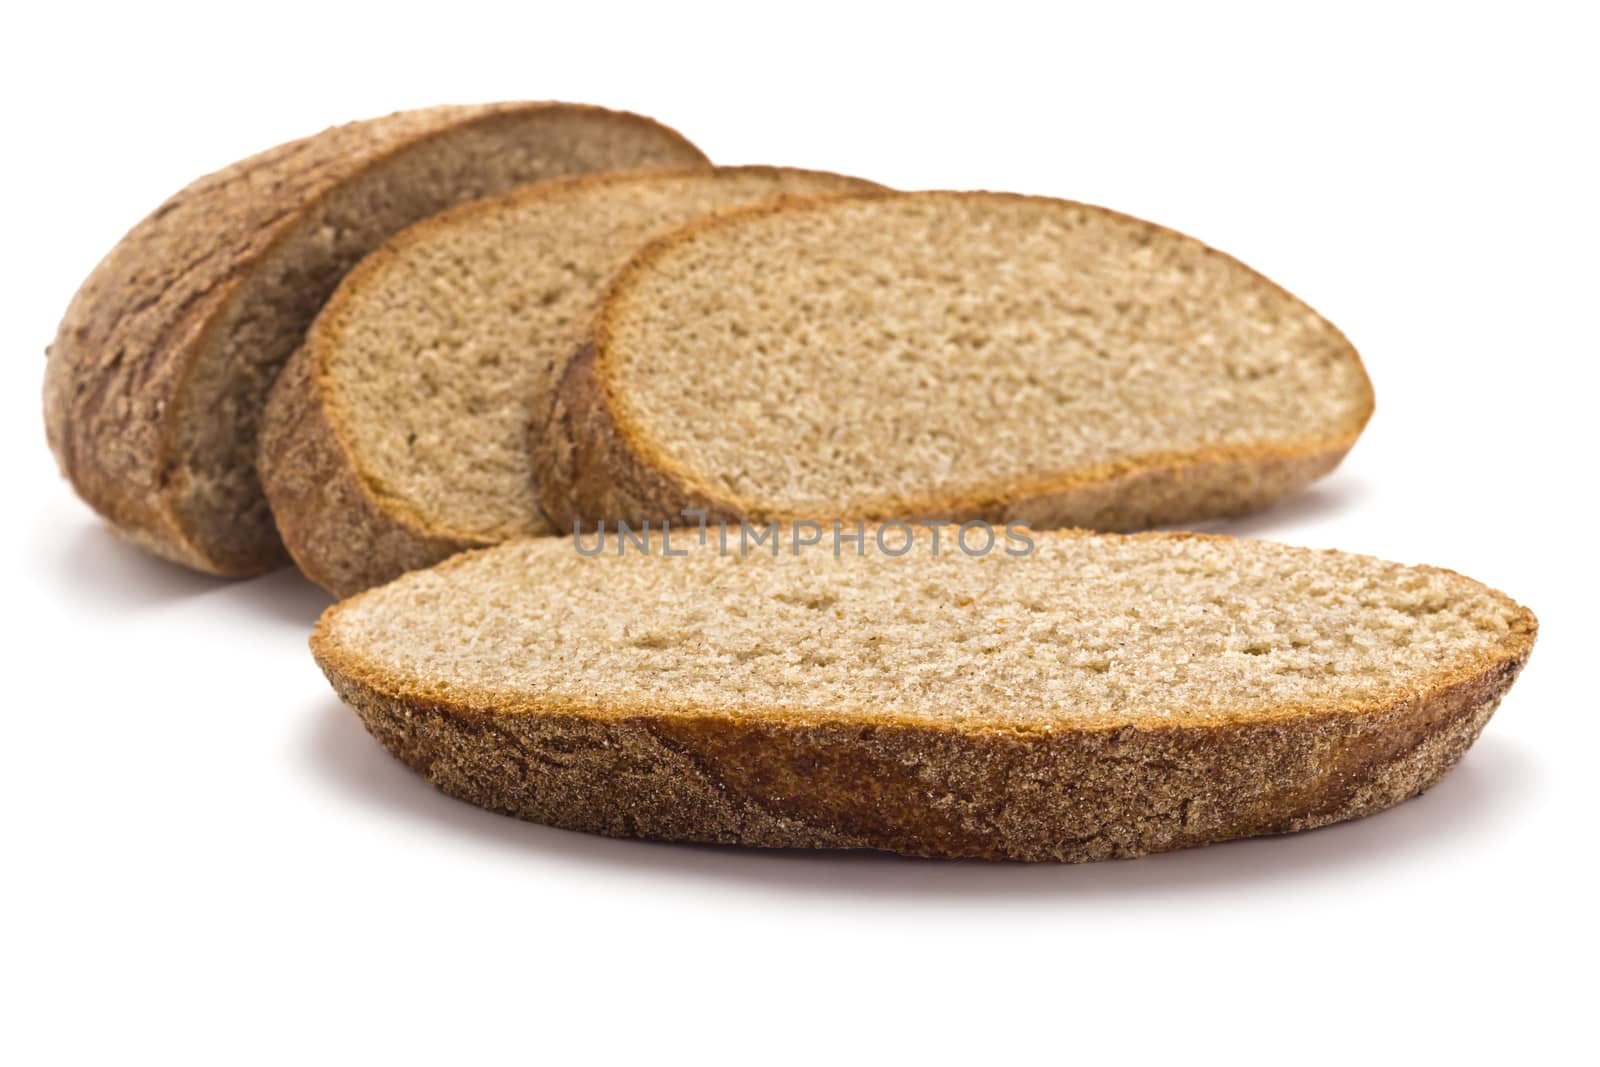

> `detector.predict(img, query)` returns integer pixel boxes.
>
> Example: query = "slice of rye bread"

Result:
[311,529,1536,862]
[43,103,707,577]
[259,165,883,597]
[533,191,1377,533]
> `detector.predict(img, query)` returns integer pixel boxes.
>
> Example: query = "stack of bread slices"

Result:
[45,101,1536,861]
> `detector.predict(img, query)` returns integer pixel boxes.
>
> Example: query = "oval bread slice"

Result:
[44,102,707,577]
[534,192,1376,532]
[311,529,1534,862]
[259,165,883,597]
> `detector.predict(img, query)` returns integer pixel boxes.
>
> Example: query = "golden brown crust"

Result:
[310,539,1534,862]
[535,339,736,531]
[263,166,881,596]
[44,103,706,576]
[258,342,481,595]
[531,192,1376,534]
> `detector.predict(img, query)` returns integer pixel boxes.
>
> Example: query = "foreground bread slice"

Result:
[44,102,706,576]
[534,192,1375,533]
[259,165,882,597]
[312,530,1534,862]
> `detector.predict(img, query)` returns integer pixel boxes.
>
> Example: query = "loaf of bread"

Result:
[259,166,882,597]
[44,102,707,576]
[533,192,1375,533]
[312,529,1534,861]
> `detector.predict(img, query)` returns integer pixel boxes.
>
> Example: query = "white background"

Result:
[4,2,1594,1062]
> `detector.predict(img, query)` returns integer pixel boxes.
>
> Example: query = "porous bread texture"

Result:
[312,530,1535,861]
[534,192,1375,533]
[44,102,707,576]
[259,166,882,597]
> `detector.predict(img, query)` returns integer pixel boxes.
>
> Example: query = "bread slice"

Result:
[533,192,1375,533]
[259,165,883,597]
[44,103,706,577]
[312,529,1535,862]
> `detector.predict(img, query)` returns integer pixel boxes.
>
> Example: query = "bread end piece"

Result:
[44,102,706,576]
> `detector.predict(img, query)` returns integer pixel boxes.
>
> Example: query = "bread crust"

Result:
[261,167,882,597]
[258,340,481,595]
[310,535,1535,862]
[531,192,1376,534]
[44,103,706,576]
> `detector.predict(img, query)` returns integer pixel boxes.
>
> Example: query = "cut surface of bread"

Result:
[259,165,882,597]
[44,102,707,577]
[534,192,1375,533]
[312,530,1534,862]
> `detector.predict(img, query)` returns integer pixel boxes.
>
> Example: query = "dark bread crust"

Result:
[310,535,1535,862]
[531,192,1375,534]
[44,103,706,576]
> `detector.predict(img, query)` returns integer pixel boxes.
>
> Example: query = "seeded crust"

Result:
[43,102,706,576]
[310,532,1535,862]
[259,166,883,597]
[533,192,1374,534]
